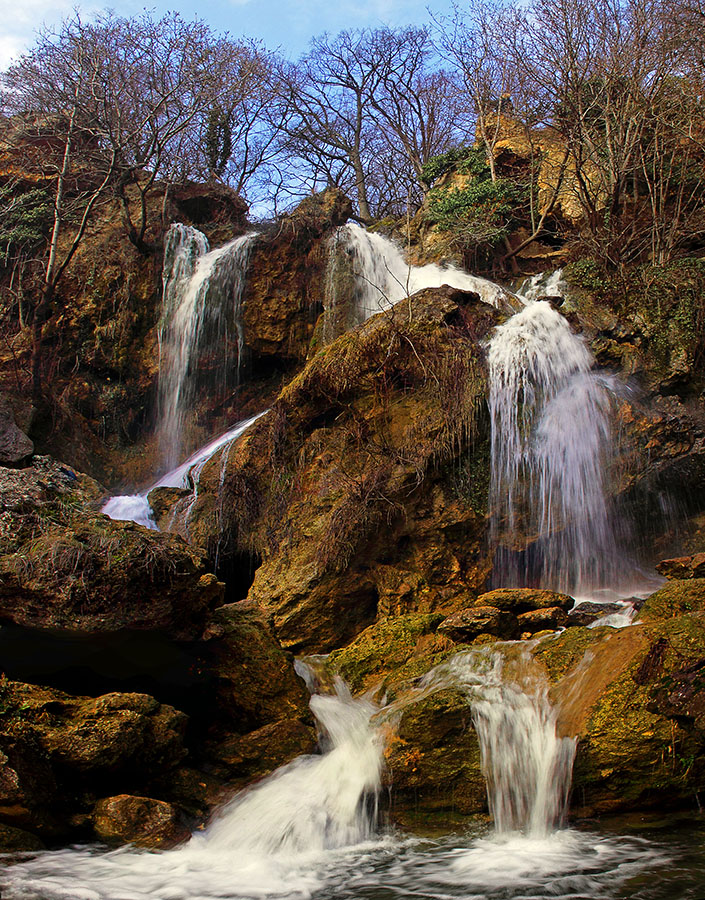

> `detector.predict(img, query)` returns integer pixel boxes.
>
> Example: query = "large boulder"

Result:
[93,794,190,848]
[189,285,500,653]
[0,680,187,840]
[0,456,224,639]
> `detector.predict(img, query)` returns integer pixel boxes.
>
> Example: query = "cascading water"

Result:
[158,224,258,468]
[322,223,512,341]
[102,412,265,530]
[421,645,576,838]
[0,678,384,900]
[488,299,633,598]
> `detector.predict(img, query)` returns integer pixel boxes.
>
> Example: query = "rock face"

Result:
[0,395,33,465]
[189,285,500,653]
[0,680,186,837]
[0,456,315,848]
[243,189,353,367]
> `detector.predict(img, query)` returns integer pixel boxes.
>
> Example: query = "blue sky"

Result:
[0,0,456,70]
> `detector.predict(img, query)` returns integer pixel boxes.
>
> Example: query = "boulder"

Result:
[383,687,486,823]
[0,395,33,465]
[328,613,449,697]
[189,285,500,653]
[657,553,705,580]
[517,606,567,635]
[438,605,519,642]
[475,588,574,613]
[204,719,317,783]
[197,601,312,733]
[567,601,627,627]
[0,680,188,839]
[93,795,189,848]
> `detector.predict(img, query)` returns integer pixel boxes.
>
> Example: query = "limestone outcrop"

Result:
[188,285,500,653]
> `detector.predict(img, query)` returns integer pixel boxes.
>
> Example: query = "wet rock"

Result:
[0,680,188,839]
[657,553,705,580]
[535,604,705,816]
[0,395,33,466]
[197,601,311,733]
[383,687,486,821]
[0,822,45,851]
[438,606,519,642]
[640,579,705,620]
[517,606,567,634]
[205,718,317,783]
[0,511,224,640]
[567,601,627,627]
[93,794,190,848]
[649,658,705,729]
[0,683,187,778]
[243,188,353,367]
[475,588,574,613]
[328,614,449,696]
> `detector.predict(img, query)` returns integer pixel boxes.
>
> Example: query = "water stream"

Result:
[102,412,266,530]
[158,225,258,469]
[322,223,511,341]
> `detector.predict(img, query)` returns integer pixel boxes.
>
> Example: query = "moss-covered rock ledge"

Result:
[188,284,500,653]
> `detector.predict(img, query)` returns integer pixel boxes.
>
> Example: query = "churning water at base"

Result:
[0,680,384,900]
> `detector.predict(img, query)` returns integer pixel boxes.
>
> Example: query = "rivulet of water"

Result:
[420,645,576,837]
[102,412,266,530]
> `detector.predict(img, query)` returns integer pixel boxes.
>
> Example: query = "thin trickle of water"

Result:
[487,300,628,597]
[0,679,383,900]
[421,646,576,837]
[102,412,266,530]
[322,223,511,341]
[158,225,258,468]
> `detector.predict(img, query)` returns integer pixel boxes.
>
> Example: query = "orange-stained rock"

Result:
[93,794,189,848]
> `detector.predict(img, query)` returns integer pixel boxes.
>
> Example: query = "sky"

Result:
[0,0,457,70]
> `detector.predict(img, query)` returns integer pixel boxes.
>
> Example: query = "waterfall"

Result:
[422,646,576,838]
[488,299,629,598]
[322,223,511,341]
[0,679,384,900]
[158,224,258,468]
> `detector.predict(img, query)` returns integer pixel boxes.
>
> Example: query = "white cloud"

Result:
[0,0,98,70]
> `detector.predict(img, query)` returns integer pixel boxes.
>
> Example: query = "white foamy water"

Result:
[101,412,266,530]
[0,680,383,900]
[158,225,258,468]
[322,223,513,341]
[487,299,638,598]
[421,646,576,837]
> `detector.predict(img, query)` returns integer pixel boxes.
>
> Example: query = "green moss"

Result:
[641,580,705,622]
[328,613,446,694]
[534,627,605,683]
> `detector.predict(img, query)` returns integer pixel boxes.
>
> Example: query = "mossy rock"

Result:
[328,613,448,696]
[476,588,574,613]
[383,687,486,820]
[640,579,705,621]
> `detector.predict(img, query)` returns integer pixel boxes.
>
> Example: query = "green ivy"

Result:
[421,146,491,185]
[425,176,526,246]
[0,184,51,262]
